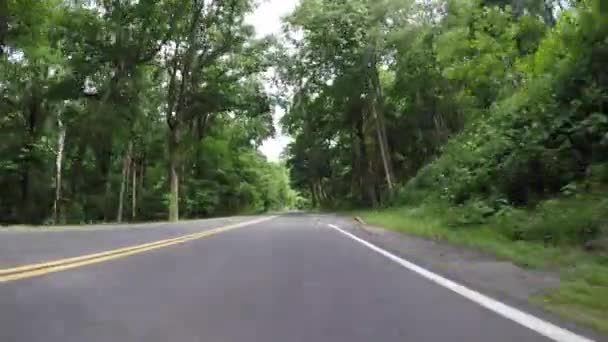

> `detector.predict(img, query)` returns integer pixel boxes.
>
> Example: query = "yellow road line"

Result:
[0,216,275,283]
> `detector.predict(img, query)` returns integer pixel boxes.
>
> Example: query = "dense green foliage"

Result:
[280,0,608,246]
[0,0,295,225]
[1,0,606,236]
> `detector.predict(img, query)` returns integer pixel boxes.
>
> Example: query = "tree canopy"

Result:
[1,0,606,227]
[279,0,607,215]
[0,0,295,224]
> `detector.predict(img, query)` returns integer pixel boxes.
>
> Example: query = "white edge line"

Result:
[327,223,594,342]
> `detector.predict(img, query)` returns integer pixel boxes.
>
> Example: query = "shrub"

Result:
[491,193,608,245]
[444,199,496,226]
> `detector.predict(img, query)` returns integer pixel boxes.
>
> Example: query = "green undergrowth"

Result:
[354,191,608,334]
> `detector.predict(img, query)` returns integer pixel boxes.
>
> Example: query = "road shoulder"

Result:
[324,214,606,342]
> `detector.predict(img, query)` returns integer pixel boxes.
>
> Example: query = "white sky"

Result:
[247,0,300,162]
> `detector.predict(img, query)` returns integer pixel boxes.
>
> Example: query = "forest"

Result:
[1,0,607,236]
[1,0,296,225]
[280,0,607,246]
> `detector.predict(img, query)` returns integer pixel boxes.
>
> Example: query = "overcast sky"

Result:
[247,0,300,162]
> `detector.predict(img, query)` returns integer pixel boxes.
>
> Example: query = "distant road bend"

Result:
[0,214,597,342]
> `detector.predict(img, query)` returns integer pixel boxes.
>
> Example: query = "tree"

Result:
[0,0,293,225]
[279,0,606,214]
[161,0,260,221]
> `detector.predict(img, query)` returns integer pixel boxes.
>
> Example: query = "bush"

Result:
[399,2,607,210]
[392,185,432,206]
[492,193,608,245]
[528,199,604,244]
[443,199,496,226]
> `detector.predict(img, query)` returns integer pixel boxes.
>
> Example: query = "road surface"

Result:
[0,214,595,342]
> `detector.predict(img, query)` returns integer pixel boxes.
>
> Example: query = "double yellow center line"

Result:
[0,216,275,283]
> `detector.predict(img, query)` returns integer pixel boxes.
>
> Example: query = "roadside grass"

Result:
[353,198,608,335]
[531,262,608,335]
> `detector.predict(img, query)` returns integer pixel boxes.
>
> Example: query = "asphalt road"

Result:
[0,214,587,342]
[0,216,257,268]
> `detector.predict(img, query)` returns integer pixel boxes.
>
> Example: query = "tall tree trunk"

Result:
[366,152,379,209]
[310,183,318,208]
[53,114,66,224]
[350,128,360,202]
[357,114,378,207]
[139,155,145,196]
[20,83,42,223]
[117,142,132,223]
[71,144,84,195]
[319,182,330,203]
[371,101,394,194]
[102,153,113,222]
[131,157,137,220]
[378,112,394,183]
[168,128,179,222]
[315,181,325,205]
[366,45,395,195]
